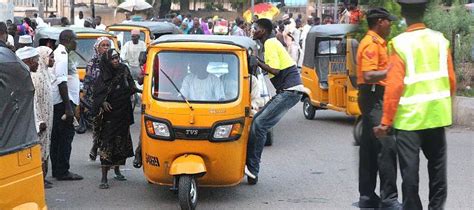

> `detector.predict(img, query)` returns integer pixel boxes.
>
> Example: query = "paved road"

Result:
[45,103,474,209]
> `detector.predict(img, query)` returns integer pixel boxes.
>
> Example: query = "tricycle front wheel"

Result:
[178,175,198,210]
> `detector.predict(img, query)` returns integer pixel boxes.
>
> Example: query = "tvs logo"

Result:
[185,129,199,136]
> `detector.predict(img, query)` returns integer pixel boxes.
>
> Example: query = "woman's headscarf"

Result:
[99,49,127,81]
[83,37,112,105]
[93,37,111,58]
[93,49,131,114]
[36,46,53,70]
[86,37,111,79]
[201,20,211,35]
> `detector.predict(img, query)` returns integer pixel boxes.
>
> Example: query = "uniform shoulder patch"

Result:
[371,36,378,43]
[365,50,376,59]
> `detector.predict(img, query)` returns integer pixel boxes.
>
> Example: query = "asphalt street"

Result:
[45,102,474,209]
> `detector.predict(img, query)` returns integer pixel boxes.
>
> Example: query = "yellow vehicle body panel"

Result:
[0,145,46,209]
[301,36,361,116]
[141,42,251,187]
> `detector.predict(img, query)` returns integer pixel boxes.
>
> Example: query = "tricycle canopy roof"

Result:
[108,21,180,34]
[303,24,358,68]
[0,47,38,156]
[307,24,359,37]
[152,35,259,52]
[34,26,113,46]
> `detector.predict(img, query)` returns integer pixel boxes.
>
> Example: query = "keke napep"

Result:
[107,21,180,47]
[140,35,270,209]
[300,24,363,144]
[0,47,47,209]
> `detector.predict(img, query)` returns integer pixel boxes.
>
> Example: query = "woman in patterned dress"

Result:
[80,37,111,160]
[32,46,55,188]
[93,49,137,189]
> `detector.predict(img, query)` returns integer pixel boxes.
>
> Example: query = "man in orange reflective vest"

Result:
[374,0,456,209]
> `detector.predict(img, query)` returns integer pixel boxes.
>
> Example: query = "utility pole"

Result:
[317,0,322,19]
[39,0,44,18]
[251,0,254,19]
[91,0,95,18]
[70,0,75,24]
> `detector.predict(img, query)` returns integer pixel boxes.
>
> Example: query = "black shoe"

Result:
[319,82,329,90]
[380,201,402,210]
[133,157,142,168]
[359,195,381,208]
[247,176,258,185]
[56,172,83,181]
[89,151,97,161]
[44,179,53,189]
[244,166,258,185]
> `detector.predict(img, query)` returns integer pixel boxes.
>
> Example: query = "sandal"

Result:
[89,151,97,161]
[99,182,109,189]
[114,174,127,181]
[133,158,142,168]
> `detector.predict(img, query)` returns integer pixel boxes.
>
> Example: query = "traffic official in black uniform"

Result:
[356,8,400,209]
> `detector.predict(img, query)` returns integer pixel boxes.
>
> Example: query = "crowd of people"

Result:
[0,15,140,189]
[0,0,455,208]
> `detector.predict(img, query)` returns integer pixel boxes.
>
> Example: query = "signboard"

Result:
[267,0,308,7]
[0,2,14,22]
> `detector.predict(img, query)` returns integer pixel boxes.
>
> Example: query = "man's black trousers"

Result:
[395,127,447,210]
[50,101,76,178]
[358,84,398,206]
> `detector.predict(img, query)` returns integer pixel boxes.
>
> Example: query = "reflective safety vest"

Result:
[390,28,452,131]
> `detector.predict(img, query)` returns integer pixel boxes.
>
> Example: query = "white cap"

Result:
[16,47,39,60]
[19,35,33,44]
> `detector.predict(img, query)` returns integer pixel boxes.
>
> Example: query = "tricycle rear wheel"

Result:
[178,175,198,210]
[353,117,363,146]
[303,98,316,120]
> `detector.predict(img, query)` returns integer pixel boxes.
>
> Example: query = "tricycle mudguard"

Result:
[169,154,207,176]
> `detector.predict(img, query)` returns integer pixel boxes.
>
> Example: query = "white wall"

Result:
[0,1,14,22]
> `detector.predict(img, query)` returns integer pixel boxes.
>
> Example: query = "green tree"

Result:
[180,0,190,12]
[424,0,474,93]
[355,0,404,41]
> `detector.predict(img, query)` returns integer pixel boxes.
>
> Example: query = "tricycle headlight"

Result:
[213,125,233,139]
[146,120,170,137]
[212,122,242,140]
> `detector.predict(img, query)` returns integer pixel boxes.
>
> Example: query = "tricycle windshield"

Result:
[151,51,240,103]
[110,30,146,46]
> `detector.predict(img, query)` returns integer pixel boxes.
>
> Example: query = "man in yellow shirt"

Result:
[245,18,304,185]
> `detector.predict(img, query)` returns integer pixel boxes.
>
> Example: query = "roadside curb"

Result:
[453,96,474,127]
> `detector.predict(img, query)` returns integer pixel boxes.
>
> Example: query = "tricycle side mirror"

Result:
[117,41,122,50]
[248,55,258,75]
[139,51,147,66]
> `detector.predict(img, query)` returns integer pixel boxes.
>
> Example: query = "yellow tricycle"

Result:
[300,24,363,144]
[140,35,265,209]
